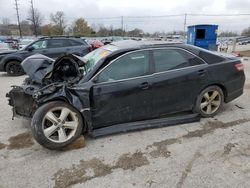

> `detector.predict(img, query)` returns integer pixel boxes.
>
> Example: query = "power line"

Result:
[187,13,250,16]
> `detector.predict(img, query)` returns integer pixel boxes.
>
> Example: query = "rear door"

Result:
[151,48,209,117]
[90,50,154,128]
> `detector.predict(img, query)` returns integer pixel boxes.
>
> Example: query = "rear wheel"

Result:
[194,86,224,117]
[31,101,84,150]
[6,61,24,76]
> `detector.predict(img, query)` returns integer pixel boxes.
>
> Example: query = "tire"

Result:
[31,101,84,150]
[5,61,24,76]
[194,86,224,117]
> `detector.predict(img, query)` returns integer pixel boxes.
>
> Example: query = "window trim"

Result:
[92,49,151,84]
[91,47,207,85]
[47,39,70,48]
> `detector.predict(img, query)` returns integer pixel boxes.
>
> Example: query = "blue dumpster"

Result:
[187,24,218,50]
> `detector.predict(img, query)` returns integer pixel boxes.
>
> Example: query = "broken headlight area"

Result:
[6,86,38,118]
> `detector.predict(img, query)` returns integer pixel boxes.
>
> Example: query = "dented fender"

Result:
[34,82,93,131]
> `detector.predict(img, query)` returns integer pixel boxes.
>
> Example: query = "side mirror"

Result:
[27,46,34,51]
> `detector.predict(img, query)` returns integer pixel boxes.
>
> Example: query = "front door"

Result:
[90,50,154,128]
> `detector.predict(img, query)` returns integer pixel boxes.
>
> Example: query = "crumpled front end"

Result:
[6,85,38,118]
[6,53,89,119]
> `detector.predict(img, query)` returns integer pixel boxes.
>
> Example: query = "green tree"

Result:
[242,27,250,37]
[41,24,53,36]
[72,18,91,36]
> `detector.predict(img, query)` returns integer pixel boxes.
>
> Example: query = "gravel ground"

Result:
[0,57,250,188]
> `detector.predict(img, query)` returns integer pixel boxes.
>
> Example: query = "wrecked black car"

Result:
[7,40,245,149]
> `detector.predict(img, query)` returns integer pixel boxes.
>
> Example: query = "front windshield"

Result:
[83,47,114,73]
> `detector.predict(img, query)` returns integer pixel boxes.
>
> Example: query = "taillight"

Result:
[235,63,244,71]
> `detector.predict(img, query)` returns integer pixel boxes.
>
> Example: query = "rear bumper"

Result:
[224,73,245,103]
[225,88,243,103]
[6,86,37,118]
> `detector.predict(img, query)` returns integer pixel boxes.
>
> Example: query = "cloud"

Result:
[0,0,249,32]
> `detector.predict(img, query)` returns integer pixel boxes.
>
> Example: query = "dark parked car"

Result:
[0,36,92,76]
[7,40,245,149]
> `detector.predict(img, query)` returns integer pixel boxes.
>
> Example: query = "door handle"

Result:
[140,82,149,90]
[198,69,207,76]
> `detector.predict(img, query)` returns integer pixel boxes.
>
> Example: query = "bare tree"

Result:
[27,0,43,36]
[50,11,66,35]
[0,17,11,35]
[242,27,250,37]
[2,18,10,25]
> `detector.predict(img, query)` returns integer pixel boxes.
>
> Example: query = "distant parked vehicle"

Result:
[19,38,35,50]
[0,36,92,76]
[0,42,11,51]
[86,39,104,50]
[238,40,250,45]
[101,38,113,45]
[5,39,19,50]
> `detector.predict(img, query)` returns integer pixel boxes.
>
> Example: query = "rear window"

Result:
[189,45,226,64]
[153,48,205,72]
[68,39,83,46]
[47,39,71,48]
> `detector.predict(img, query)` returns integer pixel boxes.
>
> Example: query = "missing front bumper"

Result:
[6,86,36,118]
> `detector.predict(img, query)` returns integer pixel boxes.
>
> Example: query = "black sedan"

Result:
[7,40,245,149]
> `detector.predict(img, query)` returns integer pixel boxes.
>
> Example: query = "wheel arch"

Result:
[4,58,22,71]
[38,97,88,133]
[198,83,227,103]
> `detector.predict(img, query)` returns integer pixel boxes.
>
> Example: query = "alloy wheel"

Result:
[8,63,22,75]
[42,107,79,143]
[200,90,221,115]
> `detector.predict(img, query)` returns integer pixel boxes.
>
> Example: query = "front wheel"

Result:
[31,101,84,150]
[194,86,224,117]
[6,61,24,76]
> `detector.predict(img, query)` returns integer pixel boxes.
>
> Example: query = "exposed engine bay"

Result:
[21,54,85,85]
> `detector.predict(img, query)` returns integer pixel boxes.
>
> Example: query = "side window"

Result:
[47,39,71,48]
[97,51,150,83]
[153,49,204,73]
[31,40,47,49]
[69,39,83,46]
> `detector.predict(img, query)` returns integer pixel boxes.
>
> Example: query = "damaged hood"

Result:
[21,54,85,84]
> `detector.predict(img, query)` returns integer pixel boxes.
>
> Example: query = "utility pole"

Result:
[183,13,187,32]
[183,13,187,40]
[121,16,124,36]
[30,0,37,37]
[14,0,22,38]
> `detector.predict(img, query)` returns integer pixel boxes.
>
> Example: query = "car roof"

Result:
[108,40,183,50]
